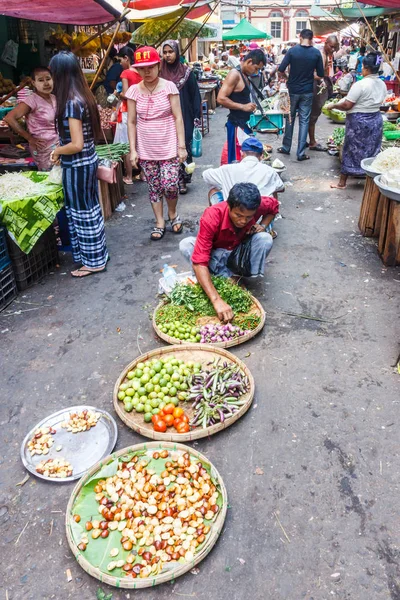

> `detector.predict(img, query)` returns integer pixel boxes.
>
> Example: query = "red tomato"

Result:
[151,414,159,424]
[163,403,175,415]
[164,414,175,427]
[153,420,167,433]
[176,421,190,433]
[180,414,190,424]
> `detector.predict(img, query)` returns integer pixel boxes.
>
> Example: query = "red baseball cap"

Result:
[133,46,160,68]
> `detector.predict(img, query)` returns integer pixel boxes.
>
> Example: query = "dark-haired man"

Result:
[217,49,267,163]
[278,29,324,161]
[179,182,277,321]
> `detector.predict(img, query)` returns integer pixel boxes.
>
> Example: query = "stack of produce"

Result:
[71,448,222,578]
[95,143,130,163]
[155,277,261,345]
[117,354,250,433]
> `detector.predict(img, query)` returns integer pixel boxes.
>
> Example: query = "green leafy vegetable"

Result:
[169,277,253,316]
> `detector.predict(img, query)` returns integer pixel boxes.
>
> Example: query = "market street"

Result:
[1,107,400,600]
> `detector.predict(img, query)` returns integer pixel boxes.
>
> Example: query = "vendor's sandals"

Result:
[297,155,310,161]
[277,147,290,155]
[169,215,183,234]
[123,177,134,185]
[150,226,166,241]
[179,183,188,195]
[309,144,327,152]
[330,183,347,189]
[71,266,107,278]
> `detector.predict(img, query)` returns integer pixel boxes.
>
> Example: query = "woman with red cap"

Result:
[126,46,187,241]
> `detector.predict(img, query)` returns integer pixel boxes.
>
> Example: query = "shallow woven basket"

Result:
[113,345,255,441]
[65,441,228,589]
[153,295,266,349]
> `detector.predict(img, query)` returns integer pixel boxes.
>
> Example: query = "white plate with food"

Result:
[21,406,118,482]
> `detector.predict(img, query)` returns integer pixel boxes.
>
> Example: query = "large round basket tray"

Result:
[66,441,228,589]
[113,345,255,441]
[153,294,265,349]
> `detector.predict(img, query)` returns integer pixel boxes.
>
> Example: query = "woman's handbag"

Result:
[191,127,203,158]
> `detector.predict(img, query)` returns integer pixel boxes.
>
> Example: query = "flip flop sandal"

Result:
[309,144,327,152]
[179,184,188,195]
[169,215,183,234]
[150,227,166,241]
[71,266,107,278]
[297,155,310,161]
[277,147,290,155]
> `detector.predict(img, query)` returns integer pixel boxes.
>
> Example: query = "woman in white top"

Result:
[326,52,387,189]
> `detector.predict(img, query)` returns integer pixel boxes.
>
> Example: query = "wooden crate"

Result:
[378,195,400,266]
[358,176,384,238]
[98,180,112,221]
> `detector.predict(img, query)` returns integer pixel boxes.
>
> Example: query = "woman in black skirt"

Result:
[49,51,108,277]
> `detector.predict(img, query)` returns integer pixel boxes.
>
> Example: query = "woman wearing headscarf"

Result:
[161,40,201,194]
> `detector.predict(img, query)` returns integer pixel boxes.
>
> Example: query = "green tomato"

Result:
[132,380,141,391]
[160,368,167,376]
[135,369,143,378]
[150,398,159,408]
[159,378,168,388]
[163,374,171,382]
[149,369,155,377]
[166,382,172,389]
[125,388,135,397]
[138,387,147,397]
[153,362,163,373]
[161,386,169,395]
[149,392,158,400]
[170,397,179,406]
[143,367,150,374]
[127,371,135,380]
[152,374,161,384]
[145,382,154,394]
[196,334,201,342]
[124,402,133,412]
[154,385,161,393]
[144,404,152,414]
[136,362,145,370]
[118,391,126,400]
[144,412,153,423]
[152,408,160,415]
[158,392,165,400]
[169,386,177,397]
[179,382,188,391]
[140,374,150,384]
[131,397,139,406]
[171,372,180,382]
[194,362,202,370]
[135,403,145,413]
[119,383,129,391]
[159,401,166,410]
[163,395,171,404]
[166,366,174,376]
[178,392,187,401]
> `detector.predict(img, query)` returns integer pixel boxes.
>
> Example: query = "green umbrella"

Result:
[222,18,271,41]
[131,17,217,45]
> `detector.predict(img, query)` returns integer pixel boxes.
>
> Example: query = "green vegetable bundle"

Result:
[169,277,253,317]
[332,126,345,147]
[383,121,398,132]
[95,143,130,161]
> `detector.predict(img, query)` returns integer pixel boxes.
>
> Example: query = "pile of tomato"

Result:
[151,403,190,434]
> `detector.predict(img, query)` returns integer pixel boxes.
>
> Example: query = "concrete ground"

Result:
[1,108,400,600]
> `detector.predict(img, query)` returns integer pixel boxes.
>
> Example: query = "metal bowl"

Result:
[374,174,400,202]
[361,157,381,178]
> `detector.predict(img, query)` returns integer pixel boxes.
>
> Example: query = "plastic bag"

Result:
[48,164,63,185]
[227,236,253,277]
[191,127,202,158]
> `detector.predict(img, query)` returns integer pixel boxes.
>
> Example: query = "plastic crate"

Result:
[248,112,285,134]
[7,227,59,291]
[0,263,17,311]
[0,226,11,271]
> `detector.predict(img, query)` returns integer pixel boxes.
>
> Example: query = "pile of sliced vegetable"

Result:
[70,447,222,580]
[0,172,56,200]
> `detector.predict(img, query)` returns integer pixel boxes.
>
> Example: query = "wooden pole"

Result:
[90,23,122,90]
[0,78,31,106]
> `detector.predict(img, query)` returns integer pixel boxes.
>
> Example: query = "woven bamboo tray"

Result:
[153,295,265,349]
[113,345,254,441]
[66,441,228,589]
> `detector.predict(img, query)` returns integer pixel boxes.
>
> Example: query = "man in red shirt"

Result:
[179,182,277,322]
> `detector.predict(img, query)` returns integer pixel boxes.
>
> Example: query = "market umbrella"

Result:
[131,17,216,45]
[126,0,212,20]
[222,18,271,41]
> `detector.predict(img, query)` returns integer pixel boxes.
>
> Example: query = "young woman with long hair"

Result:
[49,51,108,277]
[126,46,187,241]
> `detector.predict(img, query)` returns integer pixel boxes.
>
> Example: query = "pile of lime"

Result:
[117,356,203,422]
[158,321,201,342]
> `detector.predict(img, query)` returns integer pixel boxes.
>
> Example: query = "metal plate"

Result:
[385,111,400,121]
[361,157,381,178]
[374,175,400,203]
[21,406,118,482]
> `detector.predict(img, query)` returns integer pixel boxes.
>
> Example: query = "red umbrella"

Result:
[125,0,212,17]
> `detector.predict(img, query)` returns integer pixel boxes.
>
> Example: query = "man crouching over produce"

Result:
[179,182,277,322]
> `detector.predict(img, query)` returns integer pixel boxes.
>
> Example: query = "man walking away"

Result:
[218,49,267,164]
[277,29,324,161]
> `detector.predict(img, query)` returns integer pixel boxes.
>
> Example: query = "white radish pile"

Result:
[0,172,50,200]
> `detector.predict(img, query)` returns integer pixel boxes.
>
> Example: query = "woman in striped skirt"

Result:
[49,51,108,277]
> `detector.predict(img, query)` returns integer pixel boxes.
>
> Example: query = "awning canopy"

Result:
[0,0,125,25]
[357,0,400,7]
[126,0,212,21]
[222,18,271,41]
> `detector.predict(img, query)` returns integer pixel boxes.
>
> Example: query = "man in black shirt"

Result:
[277,29,324,161]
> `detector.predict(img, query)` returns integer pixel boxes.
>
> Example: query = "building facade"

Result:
[221,0,335,44]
